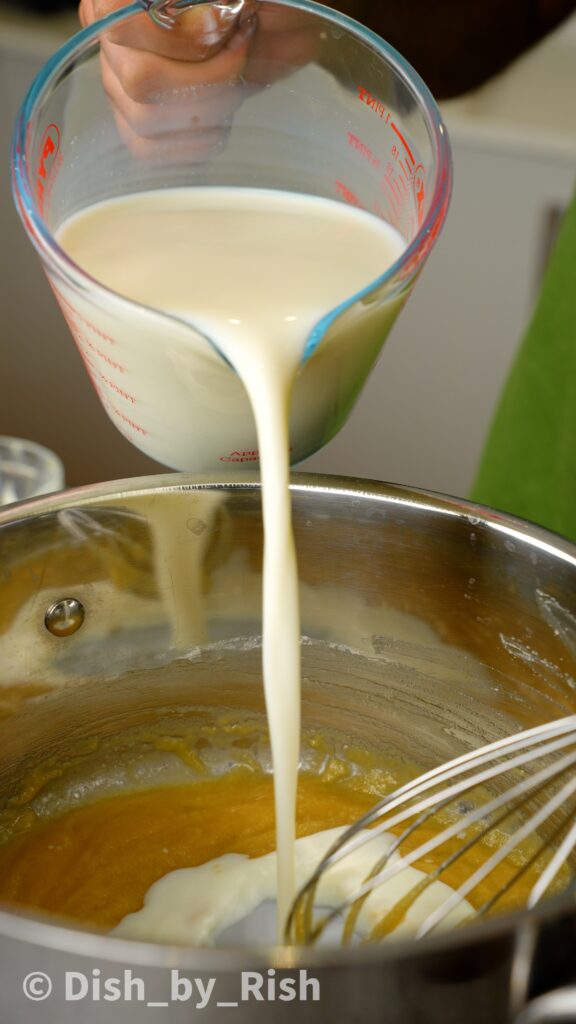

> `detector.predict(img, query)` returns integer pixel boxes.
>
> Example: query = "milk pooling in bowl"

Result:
[57,186,406,939]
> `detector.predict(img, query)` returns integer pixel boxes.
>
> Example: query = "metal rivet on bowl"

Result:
[45,598,85,637]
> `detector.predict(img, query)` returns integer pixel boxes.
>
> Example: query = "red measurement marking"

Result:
[99,372,137,405]
[110,402,148,436]
[356,85,391,123]
[220,450,259,463]
[78,345,96,371]
[387,192,400,212]
[391,122,415,165]
[75,312,114,346]
[83,335,125,372]
[83,318,115,346]
[413,163,426,226]
[335,180,363,208]
[36,124,61,215]
[55,305,93,366]
[86,366,99,389]
[75,339,103,385]
[384,194,400,218]
[383,180,397,199]
[347,132,381,169]
[73,338,95,376]
[385,172,401,203]
[54,290,116,346]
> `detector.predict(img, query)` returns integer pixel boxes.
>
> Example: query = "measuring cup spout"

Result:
[301,269,404,367]
[141,0,245,28]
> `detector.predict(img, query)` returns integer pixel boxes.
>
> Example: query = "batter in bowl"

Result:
[0,738,553,946]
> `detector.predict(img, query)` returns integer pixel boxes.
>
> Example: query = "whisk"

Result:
[286,715,576,946]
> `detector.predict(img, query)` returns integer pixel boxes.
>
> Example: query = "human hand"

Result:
[78,1,318,158]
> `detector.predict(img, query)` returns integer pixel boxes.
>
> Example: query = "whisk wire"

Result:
[367,768,569,941]
[287,716,576,946]
[304,725,576,894]
[354,717,576,833]
[475,811,574,919]
[528,817,576,908]
[418,771,576,937]
[317,749,576,942]
[296,736,576,920]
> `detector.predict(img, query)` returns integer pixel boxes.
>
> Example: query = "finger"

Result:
[101,17,254,104]
[256,2,316,33]
[111,103,228,162]
[90,0,255,63]
[247,24,320,80]
[245,6,321,83]
[100,48,244,135]
[78,0,94,29]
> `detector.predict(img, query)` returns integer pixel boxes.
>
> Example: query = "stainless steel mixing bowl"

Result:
[0,473,575,1023]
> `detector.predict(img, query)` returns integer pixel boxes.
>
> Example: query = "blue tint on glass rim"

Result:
[11,0,452,367]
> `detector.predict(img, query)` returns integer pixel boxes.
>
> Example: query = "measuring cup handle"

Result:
[141,0,245,29]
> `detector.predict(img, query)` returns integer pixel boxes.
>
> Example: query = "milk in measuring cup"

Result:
[55,188,406,470]
[57,185,406,938]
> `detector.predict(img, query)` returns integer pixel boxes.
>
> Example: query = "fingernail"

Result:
[181,4,236,38]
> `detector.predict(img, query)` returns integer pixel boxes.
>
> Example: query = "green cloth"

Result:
[470,190,576,543]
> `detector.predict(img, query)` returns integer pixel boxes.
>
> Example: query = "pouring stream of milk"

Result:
[57,187,405,940]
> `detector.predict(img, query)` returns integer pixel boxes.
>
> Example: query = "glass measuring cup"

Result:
[12,0,452,472]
